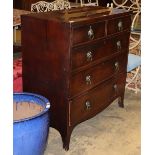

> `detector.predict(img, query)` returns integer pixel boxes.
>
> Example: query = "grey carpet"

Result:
[44,89,141,155]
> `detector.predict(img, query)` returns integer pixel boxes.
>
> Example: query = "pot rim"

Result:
[13,92,51,123]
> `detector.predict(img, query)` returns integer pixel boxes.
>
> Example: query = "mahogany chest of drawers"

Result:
[21,6,132,150]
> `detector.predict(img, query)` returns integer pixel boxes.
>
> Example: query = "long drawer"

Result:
[69,53,127,97]
[69,73,126,126]
[71,32,130,70]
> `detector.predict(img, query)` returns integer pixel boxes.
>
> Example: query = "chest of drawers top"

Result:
[24,6,131,24]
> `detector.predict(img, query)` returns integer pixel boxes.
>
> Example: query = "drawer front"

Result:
[71,32,130,70]
[72,21,106,45]
[70,54,127,97]
[69,74,126,126]
[107,16,131,35]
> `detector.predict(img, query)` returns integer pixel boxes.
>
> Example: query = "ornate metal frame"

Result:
[80,0,99,7]
[48,0,71,11]
[31,0,71,12]
[31,1,51,12]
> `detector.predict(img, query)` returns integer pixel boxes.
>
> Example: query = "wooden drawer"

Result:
[107,16,131,35]
[71,32,130,70]
[69,74,126,126]
[70,54,127,97]
[72,21,106,46]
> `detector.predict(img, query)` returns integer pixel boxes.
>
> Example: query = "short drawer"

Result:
[71,32,130,70]
[70,54,127,97]
[72,21,106,45]
[69,74,126,126]
[107,16,131,35]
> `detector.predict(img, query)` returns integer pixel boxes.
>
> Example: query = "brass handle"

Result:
[85,100,91,110]
[117,41,121,50]
[115,61,119,71]
[88,26,94,40]
[118,21,123,31]
[113,84,118,94]
[86,75,91,85]
[86,51,93,61]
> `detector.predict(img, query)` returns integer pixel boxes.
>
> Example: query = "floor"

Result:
[44,89,141,155]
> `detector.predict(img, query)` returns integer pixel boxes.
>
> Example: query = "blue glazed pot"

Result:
[13,92,51,155]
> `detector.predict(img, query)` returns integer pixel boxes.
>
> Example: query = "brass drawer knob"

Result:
[113,84,118,94]
[116,40,121,50]
[88,26,94,40]
[85,100,91,110]
[118,21,123,31]
[86,51,93,61]
[114,61,119,71]
[86,75,91,85]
